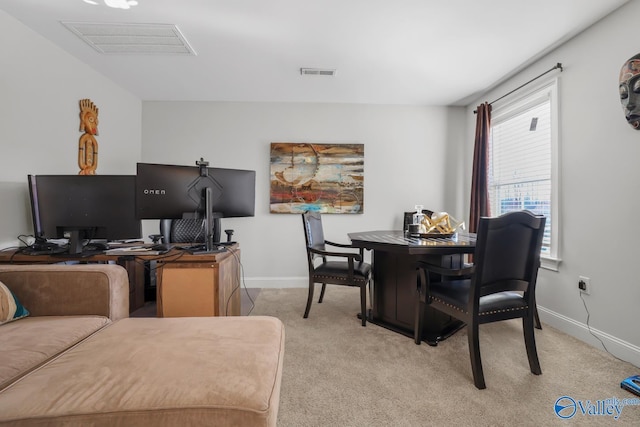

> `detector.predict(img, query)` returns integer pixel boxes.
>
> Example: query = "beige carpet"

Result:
[250,287,640,426]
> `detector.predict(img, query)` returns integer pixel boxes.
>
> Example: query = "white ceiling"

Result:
[1,0,630,105]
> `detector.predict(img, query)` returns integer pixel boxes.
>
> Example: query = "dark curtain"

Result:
[469,102,491,233]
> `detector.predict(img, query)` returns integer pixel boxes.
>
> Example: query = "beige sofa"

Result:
[0,264,284,427]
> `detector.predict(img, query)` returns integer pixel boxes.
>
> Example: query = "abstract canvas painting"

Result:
[270,142,364,214]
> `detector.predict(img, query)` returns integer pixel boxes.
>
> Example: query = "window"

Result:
[488,80,560,270]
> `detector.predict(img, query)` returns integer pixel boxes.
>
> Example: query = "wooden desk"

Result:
[348,230,476,345]
[155,246,241,317]
[0,245,241,317]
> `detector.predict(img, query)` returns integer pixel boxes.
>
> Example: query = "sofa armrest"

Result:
[0,264,129,321]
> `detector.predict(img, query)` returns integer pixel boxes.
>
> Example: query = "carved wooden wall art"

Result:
[78,99,99,175]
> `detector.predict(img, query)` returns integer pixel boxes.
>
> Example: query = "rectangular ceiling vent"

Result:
[61,22,197,55]
[300,68,336,76]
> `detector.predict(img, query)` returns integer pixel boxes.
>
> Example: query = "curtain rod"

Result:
[473,63,563,113]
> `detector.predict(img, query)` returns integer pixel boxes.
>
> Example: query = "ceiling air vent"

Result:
[61,22,196,55]
[300,68,336,76]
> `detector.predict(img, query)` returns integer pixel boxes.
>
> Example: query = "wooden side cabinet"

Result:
[156,247,241,317]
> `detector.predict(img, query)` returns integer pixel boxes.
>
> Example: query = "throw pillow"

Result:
[0,280,30,325]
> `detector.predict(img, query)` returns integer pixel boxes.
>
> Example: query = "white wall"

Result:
[142,102,463,286]
[463,1,640,366]
[3,2,637,368]
[0,10,142,247]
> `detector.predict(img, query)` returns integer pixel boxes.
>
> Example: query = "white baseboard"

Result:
[243,276,307,289]
[538,306,640,368]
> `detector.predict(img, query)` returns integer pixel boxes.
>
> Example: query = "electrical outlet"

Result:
[578,276,591,295]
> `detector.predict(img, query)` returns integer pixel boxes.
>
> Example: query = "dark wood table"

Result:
[348,230,476,345]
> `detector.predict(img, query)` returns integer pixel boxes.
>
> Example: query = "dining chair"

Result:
[405,208,542,330]
[403,208,434,233]
[414,210,546,389]
[301,211,372,326]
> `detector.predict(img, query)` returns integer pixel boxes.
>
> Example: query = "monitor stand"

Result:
[184,187,226,255]
[56,228,107,257]
[66,229,85,255]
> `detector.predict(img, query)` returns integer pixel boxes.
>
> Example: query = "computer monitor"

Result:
[28,175,142,254]
[135,161,256,251]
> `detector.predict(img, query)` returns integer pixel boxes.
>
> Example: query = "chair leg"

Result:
[368,278,374,317]
[534,302,542,329]
[414,299,424,345]
[523,315,542,375]
[318,283,327,303]
[303,281,315,319]
[468,322,486,389]
[360,285,367,326]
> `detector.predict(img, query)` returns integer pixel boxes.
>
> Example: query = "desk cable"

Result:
[224,245,255,316]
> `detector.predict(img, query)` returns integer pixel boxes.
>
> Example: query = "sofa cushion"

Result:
[0,316,110,391]
[0,280,29,325]
[0,316,285,427]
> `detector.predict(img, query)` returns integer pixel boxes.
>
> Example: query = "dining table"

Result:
[348,230,477,345]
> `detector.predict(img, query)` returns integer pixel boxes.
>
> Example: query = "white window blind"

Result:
[488,81,559,266]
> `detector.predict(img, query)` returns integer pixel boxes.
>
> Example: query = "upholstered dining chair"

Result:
[404,207,542,330]
[413,210,546,389]
[301,211,372,326]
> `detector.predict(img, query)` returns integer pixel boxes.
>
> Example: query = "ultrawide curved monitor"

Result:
[135,162,256,220]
